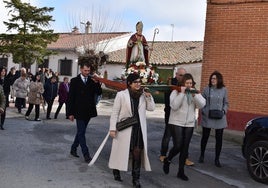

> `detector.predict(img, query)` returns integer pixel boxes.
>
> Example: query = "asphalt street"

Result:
[0,99,266,188]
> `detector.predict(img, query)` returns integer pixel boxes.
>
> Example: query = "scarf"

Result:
[128,88,143,99]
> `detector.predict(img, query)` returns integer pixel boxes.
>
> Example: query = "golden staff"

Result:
[149,28,159,61]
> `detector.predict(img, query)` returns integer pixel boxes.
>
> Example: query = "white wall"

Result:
[48,51,79,81]
[97,33,132,53]
[99,64,125,80]
[175,63,202,90]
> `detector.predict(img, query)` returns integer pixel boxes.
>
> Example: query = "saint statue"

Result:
[126,21,150,69]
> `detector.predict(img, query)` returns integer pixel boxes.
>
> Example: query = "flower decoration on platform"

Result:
[121,61,159,84]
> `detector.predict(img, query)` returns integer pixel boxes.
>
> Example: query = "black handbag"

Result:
[209,109,223,119]
[116,116,138,131]
[116,98,138,131]
[208,88,224,119]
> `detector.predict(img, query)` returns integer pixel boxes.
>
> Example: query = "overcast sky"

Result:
[0,0,207,41]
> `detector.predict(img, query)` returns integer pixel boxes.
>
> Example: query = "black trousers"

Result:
[1,108,6,126]
[167,125,193,169]
[25,103,40,120]
[160,123,172,156]
[15,98,25,112]
[46,99,55,118]
[200,127,224,160]
[54,102,68,118]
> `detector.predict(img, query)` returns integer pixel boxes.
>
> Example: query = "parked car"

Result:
[242,116,268,184]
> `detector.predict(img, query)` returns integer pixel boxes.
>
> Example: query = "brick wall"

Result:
[201,0,268,130]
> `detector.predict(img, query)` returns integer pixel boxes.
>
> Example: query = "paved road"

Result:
[0,100,266,188]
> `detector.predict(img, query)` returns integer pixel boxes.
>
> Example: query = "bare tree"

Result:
[64,6,124,72]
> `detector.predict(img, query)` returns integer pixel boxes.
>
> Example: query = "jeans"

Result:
[71,119,90,156]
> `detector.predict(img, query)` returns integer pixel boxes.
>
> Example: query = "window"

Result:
[0,57,8,68]
[59,58,72,76]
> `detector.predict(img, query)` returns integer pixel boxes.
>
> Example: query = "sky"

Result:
[0,0,207,41]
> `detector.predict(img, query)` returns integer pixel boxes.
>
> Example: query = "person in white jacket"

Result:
[108,73,155,188]
[163,73,206,181]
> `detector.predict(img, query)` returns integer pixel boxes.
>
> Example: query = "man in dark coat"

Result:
[67,61,102,163]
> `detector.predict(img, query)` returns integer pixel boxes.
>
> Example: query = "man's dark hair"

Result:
[78,56,98,72]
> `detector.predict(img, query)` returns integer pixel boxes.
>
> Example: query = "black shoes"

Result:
[198,155,204,163]
[84,155,92,163]
[0,125,4,130]
[70,150,79,158]
[163,158,171,174]
[177,171,189,181]
[215,159,222,168]
[133,179,141,188]
[113,169,122,182]
[70,150,92,163]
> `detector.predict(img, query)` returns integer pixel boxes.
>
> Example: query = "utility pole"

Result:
[171,24,174,41]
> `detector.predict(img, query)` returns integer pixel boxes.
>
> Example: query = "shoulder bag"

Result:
[208,87,224,119]
[116,98,138,131]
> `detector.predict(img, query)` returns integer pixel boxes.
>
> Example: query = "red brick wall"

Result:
[202,0,268,130]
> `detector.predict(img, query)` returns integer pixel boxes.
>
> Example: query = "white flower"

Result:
[141,77,147,83]
[136,61,146,66]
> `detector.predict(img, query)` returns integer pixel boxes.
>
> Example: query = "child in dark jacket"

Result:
[43,76,58,119]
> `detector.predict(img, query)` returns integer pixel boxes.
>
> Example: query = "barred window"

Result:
[0,57,8,68]
[38,59,49,68]
[59,58,72,76]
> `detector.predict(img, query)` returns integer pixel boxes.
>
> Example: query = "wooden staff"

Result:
[149,28,159,61]
[92,75,199,93]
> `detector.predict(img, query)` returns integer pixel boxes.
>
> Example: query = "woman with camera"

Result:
[108,73,155,188]
[163,73,205,181]
[199,71,229,167]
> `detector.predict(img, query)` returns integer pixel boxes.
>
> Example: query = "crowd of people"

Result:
[0,66,69,128]
[0,21,229,188]
[0,64,229,187]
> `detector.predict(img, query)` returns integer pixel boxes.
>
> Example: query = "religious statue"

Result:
[126,21,150,69]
